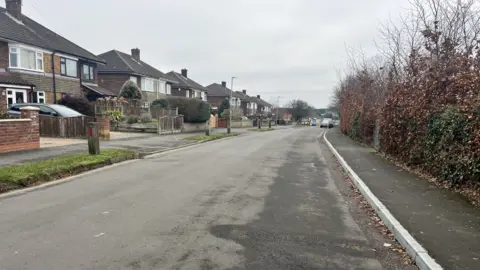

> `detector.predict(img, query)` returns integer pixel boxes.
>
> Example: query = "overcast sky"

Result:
[2,0,406,107]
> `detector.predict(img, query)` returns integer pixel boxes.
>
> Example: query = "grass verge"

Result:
[184,132,239,142]
[0,149,136,193]
[247,128,275,132]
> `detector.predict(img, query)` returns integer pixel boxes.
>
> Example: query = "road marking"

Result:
[94,233,105,238]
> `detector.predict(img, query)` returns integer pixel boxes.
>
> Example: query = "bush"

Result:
[126,116,139,124]
[105,110,124,122]
[151,99,169,108]
[218,99,230,116]
[140,115,152,123]
[58,95,94,116]
[119,80,142,100]
[151,97,210,123]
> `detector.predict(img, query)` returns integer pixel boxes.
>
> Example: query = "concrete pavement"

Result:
[0,128,411,269]
[327,128,480,269]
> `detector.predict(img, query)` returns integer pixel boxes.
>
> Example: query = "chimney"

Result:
[257,95,261,99]
[221,81,226,88]
[6,0,22,20]
[242,89,246,94]
[181,68,188,78]
[131,48,140,61]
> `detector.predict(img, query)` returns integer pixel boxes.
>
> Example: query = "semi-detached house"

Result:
[0,0,110,113]
[167,69,208,101]
[96,48,178,105]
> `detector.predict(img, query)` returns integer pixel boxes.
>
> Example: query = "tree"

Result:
[119,80,142,100]
[286,99,311,121]
[218,99,230,116]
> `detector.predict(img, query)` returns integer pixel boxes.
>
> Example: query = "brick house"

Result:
[0,0,108,113]
[251,95,272,116]
[205,81,242,111]
[96,48,177,105]
[167,69,208,101]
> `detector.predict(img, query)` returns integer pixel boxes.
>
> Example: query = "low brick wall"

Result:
[0,107,40,153]
[182,122,208,133]
[231,120,253,128]
[96,114,111,140]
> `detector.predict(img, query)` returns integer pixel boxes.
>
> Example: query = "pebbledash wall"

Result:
[0,107,40,153]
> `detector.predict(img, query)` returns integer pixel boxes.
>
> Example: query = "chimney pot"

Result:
[257,95,260,99]
[6,0,22,20]
[131,48,140,61]
[242,90,246,94]
[181,69,188,78]
[221,81,226,88]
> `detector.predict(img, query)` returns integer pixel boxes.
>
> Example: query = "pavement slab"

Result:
[326,127,480,270]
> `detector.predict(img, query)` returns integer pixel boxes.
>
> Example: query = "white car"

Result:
[320,118,334,128]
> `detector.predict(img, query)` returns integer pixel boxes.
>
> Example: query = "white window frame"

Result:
[166,84,171,95]
[186,90,190,97]
[6,89,27,107]
[141,77,158,92]
[32,91,45,104]
[9,44,45,72]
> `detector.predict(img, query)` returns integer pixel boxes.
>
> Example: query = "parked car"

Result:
[320,118,334,128]
[8,103,84,118]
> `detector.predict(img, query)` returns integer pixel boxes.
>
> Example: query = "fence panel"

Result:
[39,115,95,138]
[158,115,184,135]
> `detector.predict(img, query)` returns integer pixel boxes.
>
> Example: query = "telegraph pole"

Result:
[276,96,280,124]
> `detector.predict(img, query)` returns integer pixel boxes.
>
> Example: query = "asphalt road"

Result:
[0,128,412,269]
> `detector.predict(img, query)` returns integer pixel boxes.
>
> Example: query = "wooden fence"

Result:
[39,115,95,138]
[158,115,184,135]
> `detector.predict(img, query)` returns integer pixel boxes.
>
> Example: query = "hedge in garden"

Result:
[58,95,94,116]
[151,96,210,123]
[119,80,142,100]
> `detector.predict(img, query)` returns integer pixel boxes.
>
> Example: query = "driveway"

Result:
[0,128,410,269]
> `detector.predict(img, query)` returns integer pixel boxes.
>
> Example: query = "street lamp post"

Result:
[228,76,236,134]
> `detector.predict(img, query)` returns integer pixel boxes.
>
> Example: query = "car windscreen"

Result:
[48,105,84,117]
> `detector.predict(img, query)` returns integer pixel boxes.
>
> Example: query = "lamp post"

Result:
[228,76,236,134]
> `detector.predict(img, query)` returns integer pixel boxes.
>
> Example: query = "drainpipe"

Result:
[51,52,57,103]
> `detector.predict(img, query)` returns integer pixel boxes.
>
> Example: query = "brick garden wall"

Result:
[0,108,40,153]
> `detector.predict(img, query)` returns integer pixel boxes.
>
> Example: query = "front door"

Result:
[6,89,27,108]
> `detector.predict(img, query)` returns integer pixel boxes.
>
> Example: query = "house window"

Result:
[9,46,44,71]
[129,76,137,85]
[82,64,94,81]
[186,90,190,97]
[166,84,171,95]
[140,77,158,92]
[60,57,77,77]
[159,83,165,94]
[31,91,45,103]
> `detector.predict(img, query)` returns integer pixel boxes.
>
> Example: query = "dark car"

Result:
[8,103,84,118]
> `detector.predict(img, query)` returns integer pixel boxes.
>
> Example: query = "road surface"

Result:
[0,128,412,269]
